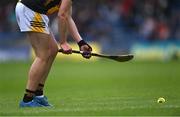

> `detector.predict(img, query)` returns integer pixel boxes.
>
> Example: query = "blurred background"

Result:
[0,0,180,61]
[0,1,180,115]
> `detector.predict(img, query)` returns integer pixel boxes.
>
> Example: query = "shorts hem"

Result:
[20,30,50,34]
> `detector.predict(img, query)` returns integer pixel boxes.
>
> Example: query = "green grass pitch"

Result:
[0,60,180,116]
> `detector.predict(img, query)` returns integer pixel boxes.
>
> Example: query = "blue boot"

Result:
[34,96,52,107]
[19,100,44,107]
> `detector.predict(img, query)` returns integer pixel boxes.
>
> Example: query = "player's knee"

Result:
[50,46,58,58]
[47,46,58,59]
[38,47,58,61]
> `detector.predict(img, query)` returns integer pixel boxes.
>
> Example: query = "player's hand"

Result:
[78,40,92,59]
[60,42,72,54]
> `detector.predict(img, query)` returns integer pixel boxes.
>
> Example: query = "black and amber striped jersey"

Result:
[20,0,61,15]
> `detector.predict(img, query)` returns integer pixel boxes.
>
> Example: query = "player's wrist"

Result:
[77,40,87,48]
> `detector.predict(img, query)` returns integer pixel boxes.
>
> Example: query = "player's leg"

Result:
[38,33,58,86]
[20,32,58,107]
[33,33,58,106]
[35,33,56,92]
[26,32,58,91]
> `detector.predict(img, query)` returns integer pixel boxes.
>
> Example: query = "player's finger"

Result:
[62,49,72,54]
[84,45,92,51]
